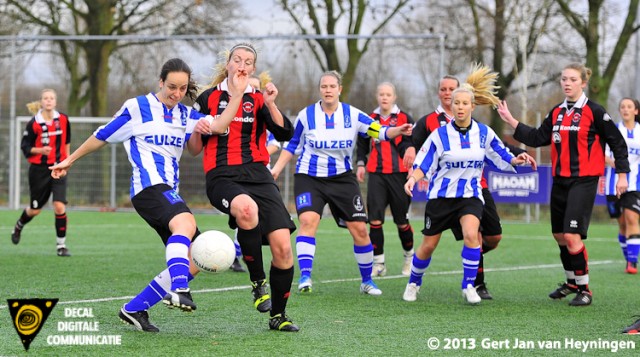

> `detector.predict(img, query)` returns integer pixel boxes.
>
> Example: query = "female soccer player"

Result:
[270,70,412,296]
[228,74,282,274]
[402,64,536,305]
[356,81,415,277]
[190,43,299,332]
[50,58,225,332]
[497,62,630,306]
[409,75,526,300]
[604,98,640,274]
[12,89,72,256]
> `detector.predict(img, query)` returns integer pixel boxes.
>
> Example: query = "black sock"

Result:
[559,245,576,286]
[55,213,67,238]
[370,224,384,256]
[482,242,496,254]
[237,226,266,282]
[16,209,33,229]
[569,246,589,292]
[474,253,485,286]
[398,224,414,252]
[269,265,294,317]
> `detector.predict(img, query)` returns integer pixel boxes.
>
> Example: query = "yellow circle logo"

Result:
[14,304,43,336]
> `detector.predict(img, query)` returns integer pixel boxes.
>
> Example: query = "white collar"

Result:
[373,104,400,115]
[219,78,254,94]
[435,105,454,121]
[560,92,588,110]
[34,109,60,124]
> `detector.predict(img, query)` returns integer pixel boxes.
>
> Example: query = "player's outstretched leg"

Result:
[162,235,196,311]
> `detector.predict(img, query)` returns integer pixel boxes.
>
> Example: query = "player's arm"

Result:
[271,116,304,180]
[50,136,107,178]
[271,150,293,181]
[20,120,42,157]
[356,134,370,182]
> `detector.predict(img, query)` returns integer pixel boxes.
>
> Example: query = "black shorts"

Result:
[619,191,640,215]
[451,188,502,241]
[206,176,296,237]
[29,164,67,209]
[422,197,483,236]
[606,195,621,218]
[294,172,367,224]
[550,177,598,239]
[366,172,411,225]
[131,184,192,244]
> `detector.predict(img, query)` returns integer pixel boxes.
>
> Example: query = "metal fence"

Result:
[1,34,446,209]
[0,33,572,222]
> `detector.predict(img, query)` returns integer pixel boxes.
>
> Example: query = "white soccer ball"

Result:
[191,230,236,273]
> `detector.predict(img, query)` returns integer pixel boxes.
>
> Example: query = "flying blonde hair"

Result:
[250,72,272,90]
[452,63,500,108]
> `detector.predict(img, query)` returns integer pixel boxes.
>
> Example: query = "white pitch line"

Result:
[0,259,619,309]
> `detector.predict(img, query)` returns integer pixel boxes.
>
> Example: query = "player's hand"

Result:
[398,123,412,136]
[271,167,281,181]
[511,152,537,170]
[496,100,519,128]
[263,82,278,105]
[617,174,629,198]
[49,159,71,179]
[41,146,52,155]
[229,70,249,97]
[356,166,365,182]
[404,177,416,197]
[195,116,214,135]
[403,147,416,170]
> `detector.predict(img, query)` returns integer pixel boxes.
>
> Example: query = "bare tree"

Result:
[463,0,557,133]
[555,0,640,106]
[278,0,412,101]
[1,0,236,116]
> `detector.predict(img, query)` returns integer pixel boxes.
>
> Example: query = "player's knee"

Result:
[231,195,259,228]
[483,234,501,247]
[28,208,42,217]
[52,202,66,215]
[416,244,434,258]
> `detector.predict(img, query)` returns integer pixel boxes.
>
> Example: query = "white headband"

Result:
[228,44,257,60]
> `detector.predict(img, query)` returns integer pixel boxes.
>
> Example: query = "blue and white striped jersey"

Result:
[265,130,280,170]
[413,120,516,202]
[605,121,640,193]
[94,93,207,197]
[604,143,617,196]
[266,130,280,150]
[283,101,388,177]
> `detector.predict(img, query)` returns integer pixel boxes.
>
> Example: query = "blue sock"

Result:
[461,245,481,289]
[296,236,316,278]
[628,235,640,264]
[619,233,628,261]
[166,234,191,291]
[125,269,194,312]
[408,255,431,286]
[354,243,374,282]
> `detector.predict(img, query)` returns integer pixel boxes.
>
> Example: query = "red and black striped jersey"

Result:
[356,106,413,173]
[21,110,71,166]
[194,80,293,176]
[514,93,629,177]
[411,106,453,150]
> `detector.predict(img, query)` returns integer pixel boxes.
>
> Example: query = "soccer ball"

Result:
[191,230,236,273]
